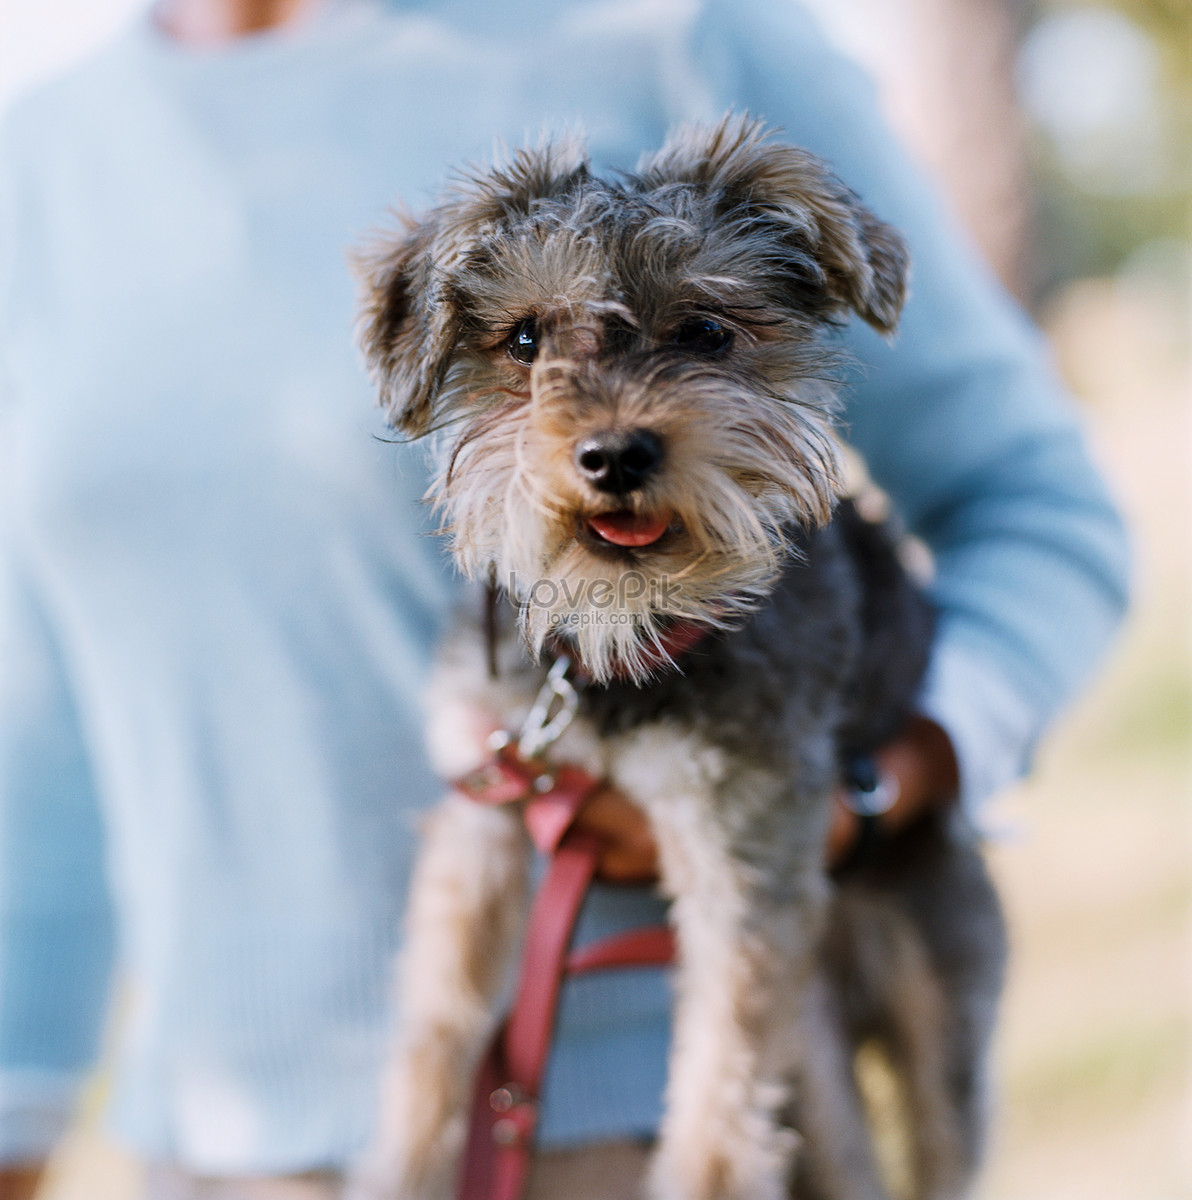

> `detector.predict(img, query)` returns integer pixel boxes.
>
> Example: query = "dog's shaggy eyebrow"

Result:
[661,288,785,325]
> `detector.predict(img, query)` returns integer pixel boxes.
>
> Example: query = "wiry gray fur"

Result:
[349,114,1005,1200]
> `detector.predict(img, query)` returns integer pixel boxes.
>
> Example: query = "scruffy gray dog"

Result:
[349,116,1005,1200]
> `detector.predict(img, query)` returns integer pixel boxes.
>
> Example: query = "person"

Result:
[0,0,1129,1197]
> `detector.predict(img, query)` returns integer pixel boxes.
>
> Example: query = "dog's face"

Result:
[356,116,908,681]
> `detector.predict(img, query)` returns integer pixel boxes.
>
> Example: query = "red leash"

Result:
[451,742,674,1200]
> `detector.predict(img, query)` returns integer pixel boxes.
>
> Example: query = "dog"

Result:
[348,115,1006,1200]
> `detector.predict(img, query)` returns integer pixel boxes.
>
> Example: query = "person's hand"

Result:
[0,1165,45,1200]
[458,706,661,883]
[572,786,660,883]
[826,715,959,867]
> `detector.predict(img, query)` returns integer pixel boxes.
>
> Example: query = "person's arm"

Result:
[687,0,1129,816]
[0,119,117,1183]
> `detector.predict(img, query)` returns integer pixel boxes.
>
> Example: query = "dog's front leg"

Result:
[640,764,830,1200]
[350,792,531,1200]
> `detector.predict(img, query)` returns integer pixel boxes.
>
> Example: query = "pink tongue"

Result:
[587,511,670,547]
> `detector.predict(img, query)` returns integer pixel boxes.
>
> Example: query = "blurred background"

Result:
[1,0,1188,1196]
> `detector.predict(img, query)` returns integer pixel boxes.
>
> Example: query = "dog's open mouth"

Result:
[586,510,672,548]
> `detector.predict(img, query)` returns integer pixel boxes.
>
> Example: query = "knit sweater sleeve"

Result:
[0,109,117,1165]
[690,0,1130,811]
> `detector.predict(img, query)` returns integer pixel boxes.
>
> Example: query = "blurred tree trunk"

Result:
[805,0,1034,301]
[913,0,1033,301]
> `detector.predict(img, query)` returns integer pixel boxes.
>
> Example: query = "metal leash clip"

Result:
[516,656,579,760]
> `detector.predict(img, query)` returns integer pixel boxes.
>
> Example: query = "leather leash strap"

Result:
[452,749,674,1200]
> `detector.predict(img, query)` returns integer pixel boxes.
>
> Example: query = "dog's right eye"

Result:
[671,318,733,357]
[507,319,541,365]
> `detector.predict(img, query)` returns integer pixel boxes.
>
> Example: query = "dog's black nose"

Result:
[574,429,664,493]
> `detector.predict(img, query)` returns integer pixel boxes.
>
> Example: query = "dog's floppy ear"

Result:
[355,137,593,435]
[637,113,909,333]
[353,217,456,436]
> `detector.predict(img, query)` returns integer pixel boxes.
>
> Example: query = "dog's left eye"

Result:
[507,319,541,365]
[671,319,733,356]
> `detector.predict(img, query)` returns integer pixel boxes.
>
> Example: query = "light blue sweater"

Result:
[0,0,1128,1174]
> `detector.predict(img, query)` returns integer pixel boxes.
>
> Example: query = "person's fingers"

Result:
[874,716,959,814]
[572,786,660,883]
[828,716,960,867]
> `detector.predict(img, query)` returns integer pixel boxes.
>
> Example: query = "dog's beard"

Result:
[429,376,843,683]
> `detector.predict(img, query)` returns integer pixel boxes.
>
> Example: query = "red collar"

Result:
[548,618,711,686]
[636,619,712,676]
